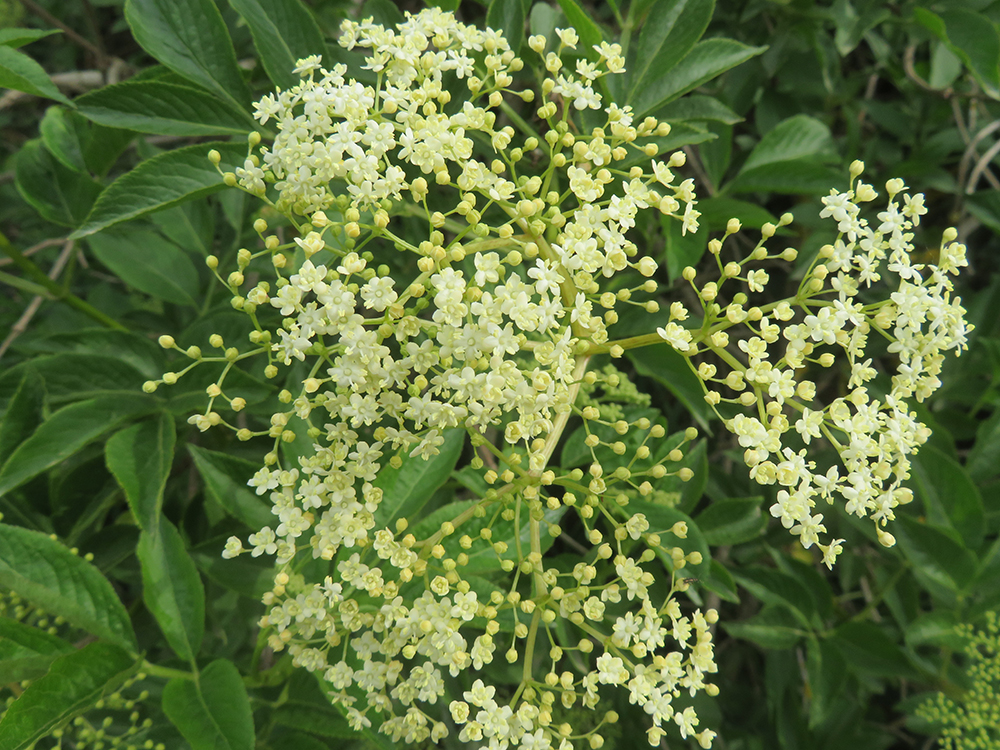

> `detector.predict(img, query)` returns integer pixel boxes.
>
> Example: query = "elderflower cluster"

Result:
[658,164,970,566]
[145,9,720,750]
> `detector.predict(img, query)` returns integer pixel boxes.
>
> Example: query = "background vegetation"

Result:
[0,0,998,749]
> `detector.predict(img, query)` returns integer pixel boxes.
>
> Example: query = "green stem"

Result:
[0,232,127,331]
[141,660,196,681]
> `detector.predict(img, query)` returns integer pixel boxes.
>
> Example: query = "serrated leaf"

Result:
[163,659,254,750]
[911,445,984,551]
[372,428,465,530]
[15,140,102,226]
[0,369,43,467]
[71,142,245,239]
[228,0,326,90]
[39,107,89,173]
[487,0,525,55]
[188,445,273,529]
[893,514,977,593]
[88,229,201,306]
[696,497,766,546]
[0,525,137,651]
[0,394,157,498]
[0,618,74,683]
[76,80,254,136]
[0,44,71,104]
[138,519,205,662]
[0,28,61,48]
[739,115,835,174]
[723,606,804,649]
[105,413,175,533]
[0,642,139,750]
[629,0,714,100]
[124,0,250,108]
[631,38,766,118]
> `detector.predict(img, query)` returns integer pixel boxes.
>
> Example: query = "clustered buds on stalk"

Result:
[146,8,970,750]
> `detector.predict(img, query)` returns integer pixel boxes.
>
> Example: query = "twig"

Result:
[0,237,64,267]
[966,136,1000,193]
[903,45,941,94]
[0,238,75,359]
[0,231,126,332]
[18,0,106,65]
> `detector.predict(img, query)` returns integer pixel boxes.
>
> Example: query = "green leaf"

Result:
[150,200,215,256]
[39,107,89,173]
[0,369,43,467]
[656,94,741,124]
[487,0,525,55]
[893,514,977,593]
[732,566,815,626]
[124,0,250,108]
[723,606,804,649]
[738,115,835,174]
[966,409,1000,483]
[915,8,1000,98]
[188,445,275,529]
[76,81,254,136]
[0,394,156,498]
[0,28,61,48]
[138,519,205,662]
[15,140,102,226]
[0,642,139,750]
[162,659,255,750]
[728,160,845,195]
[629,0,714,100]
[88,229,201,306]
[627,345,713,431]
[362,0,404,28]
[105,413,175,533]
[6,352,148,402]
[696,497,766,546]
[0,618,74,683]
[70,142,245,239]
[693,196,777,230]
[805,637,847,728]
[372,428,465,531]
[273,701,357,739]
[630,38,766,118]
[555,0,603,55]
[911,445,984,550]
[228,0,326,90]
[0,525,137,651]
[832,620,918,679]
[0,44,71,104]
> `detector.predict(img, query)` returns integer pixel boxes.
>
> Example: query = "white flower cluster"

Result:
[661,165,970,566]
[196,9,717,750]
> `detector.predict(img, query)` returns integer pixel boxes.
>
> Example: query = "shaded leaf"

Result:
[739,115,835,174]
[0,642,139,750]
[0,29,61,48]
[723,606,804,649]
[15,140,102,226]
[696,497,766,546]
[105,413,176,533]
[138,519,205,662]
[911,444,984,551]
[188,445,274,529]
[76,81,254,136]
[487,0,525,55]
[628,345,713,431]
[71,142,245,239]
[0,394,157,498]
[88,229,201,306]
[124,0,250,108]
[372,428,465,531]
[832,620,919,678]
[893,514,976,593]
[0,369,43,467]
[229,0,327,90]
[629,0,714,100]
[162,659,254,750]
[0,44,71,104]
[631,38,766,118]
[0,525,137,651]
[0,618,74,683]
